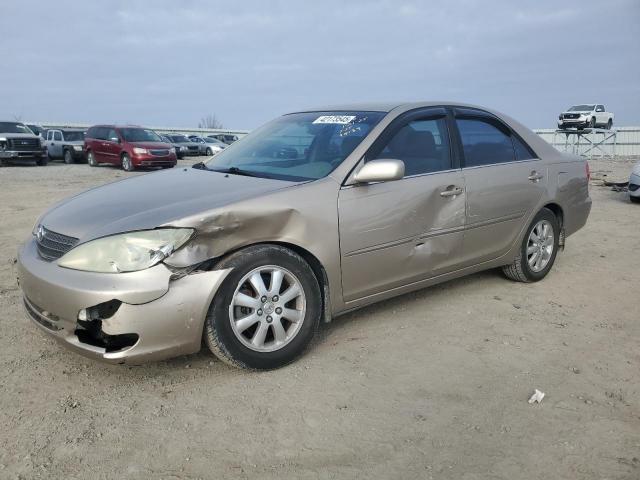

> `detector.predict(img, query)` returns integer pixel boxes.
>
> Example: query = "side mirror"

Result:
[353,159,405,184]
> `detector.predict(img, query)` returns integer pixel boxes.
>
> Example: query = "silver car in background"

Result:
[17,102,591,369]
[188,135,227,155]
[629,161,640,203]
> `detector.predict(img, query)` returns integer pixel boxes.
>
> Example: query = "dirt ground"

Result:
[0,157,638,480]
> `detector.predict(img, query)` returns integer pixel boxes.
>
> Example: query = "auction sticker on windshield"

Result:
[312,115,356,124]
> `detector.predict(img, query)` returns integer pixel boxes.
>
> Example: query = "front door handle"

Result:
[440,185,464,197]
[528,171,544,182]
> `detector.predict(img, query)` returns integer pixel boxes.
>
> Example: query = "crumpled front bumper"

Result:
[17,238,230,364]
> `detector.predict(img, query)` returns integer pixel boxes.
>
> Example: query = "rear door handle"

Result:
[440,185,464,197]
[528,171,543,182]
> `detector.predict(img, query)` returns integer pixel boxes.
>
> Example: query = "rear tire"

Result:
[204,244,322,370]
[606,119,612,130]
[121,153,134,172]
[87,151,97,167]
[503,208,559,283]
[64,149,74,164]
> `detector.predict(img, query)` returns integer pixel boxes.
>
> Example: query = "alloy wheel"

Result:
[229,265,306,352]
[527,220,554,272]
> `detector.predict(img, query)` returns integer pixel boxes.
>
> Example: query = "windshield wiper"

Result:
[211,166,260,177]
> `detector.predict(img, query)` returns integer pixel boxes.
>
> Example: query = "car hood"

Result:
[130,141,172,149]
[40,168,298,242]
[563,111,591,115]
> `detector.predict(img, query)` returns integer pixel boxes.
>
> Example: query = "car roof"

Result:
[288,101,500,114]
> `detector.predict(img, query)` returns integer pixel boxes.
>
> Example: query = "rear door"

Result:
[452,108,546,266]
[103,128,121,164]
[338,108,466,302]
[49,130,63,158]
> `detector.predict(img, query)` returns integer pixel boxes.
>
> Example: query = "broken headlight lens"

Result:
[57,228,194,273]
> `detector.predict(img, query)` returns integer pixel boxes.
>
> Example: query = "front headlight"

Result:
[73,145,82,151]
[133,147,148,155]
[170,147,176,153]
[57,228,194,273]
[180,146,187,151]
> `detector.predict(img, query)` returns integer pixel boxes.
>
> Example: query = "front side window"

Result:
[120,128,161,143]
[204,111,385,181]
[457,118,515,167]
[369,117,451,176]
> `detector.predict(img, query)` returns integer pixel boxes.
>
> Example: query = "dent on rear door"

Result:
[460,160,547,266]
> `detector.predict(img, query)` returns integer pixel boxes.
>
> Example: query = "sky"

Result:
[1,0,639,131]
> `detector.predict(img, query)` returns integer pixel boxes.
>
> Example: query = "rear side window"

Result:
[370,117,451,175]
[512,135,536,160]
[456,118,515,167]
[53,131,62,141]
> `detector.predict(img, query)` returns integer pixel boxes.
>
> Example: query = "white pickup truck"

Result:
[558,104,614,130]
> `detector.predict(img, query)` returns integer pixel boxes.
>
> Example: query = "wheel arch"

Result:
[542,202,565,248]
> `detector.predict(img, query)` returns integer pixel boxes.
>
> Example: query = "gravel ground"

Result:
[0,157,639,480]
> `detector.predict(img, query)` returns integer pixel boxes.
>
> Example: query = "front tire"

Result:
[606,119,612,130]
[121,153,134,171]
[503,208,559,283]
[630,195,640,204]
[206,147,213,156]
[589,117,596,128]
[204,244,322,370]
[35,156,48,166]
[87,151,97,167]
[64,149,74,164]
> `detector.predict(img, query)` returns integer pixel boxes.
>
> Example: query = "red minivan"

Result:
[84,125,177,171]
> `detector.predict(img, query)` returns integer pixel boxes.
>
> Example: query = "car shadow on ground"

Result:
[85,268,505,379]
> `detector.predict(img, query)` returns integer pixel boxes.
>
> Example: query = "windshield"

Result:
[63,131,85,141]
[204,111,385,181]
[569,105,594,111]
[121,128,162,142]
[0,122,33,134]
[169,135,190,143]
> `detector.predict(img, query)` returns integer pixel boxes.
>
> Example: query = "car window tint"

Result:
[457,118,515,167]
[371,118,451,175]
[512,135,536,160]
[53,131,62,141]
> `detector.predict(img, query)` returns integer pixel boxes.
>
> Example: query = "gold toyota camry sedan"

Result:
[17,102,591,369]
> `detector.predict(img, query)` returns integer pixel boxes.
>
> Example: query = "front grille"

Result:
[563,114,580,119]
[8,137,41,151]
[149,149,169,156]
[188,146,199,151]
[36,226,79,261]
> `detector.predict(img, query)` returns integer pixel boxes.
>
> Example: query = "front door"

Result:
[338,109,466,303]
[452,110,547,266]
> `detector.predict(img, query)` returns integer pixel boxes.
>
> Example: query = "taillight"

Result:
[586,161,590,181]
